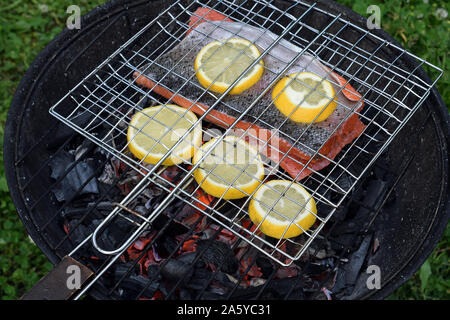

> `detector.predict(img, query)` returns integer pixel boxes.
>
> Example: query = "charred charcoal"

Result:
[185,267,212,291]
[46,112,101,150]
[113,261,161,292]
[256,256,275,278]
[74,139,95,160]
[160,257,194,284]
[306,237,335,259]
[176,252,198,265]
[114,261,141,280]
[196,240,238,274]
[98,163,116,185]
[302,258,335,277]
[115,273,160,299]
[155,166,185,189]
[65,220,109,261]
[152,214,189,237]
[267,277,305,300]
[186,269,232,297]
[198,291,225,300]
[96,218,135,252]
[61,207,94,220]
[329,203,349,223]
[154,235,179,258]
[60,201,113,222]
[357,180,387,221]
[228,276,304,300]
[49,151,72,179]
[50,151,99,202]
[329,233,358,253]
[65,219,91,244]
[134,205,147,216]
[332,234,372,297]
[215,199,243,217]
[179,288,193,300]
[210,271,236,289]
[166,201,197,222]
[145,192,166,210]
[331,180,387,245]
[315,170,354,207]
[141,264,163,282]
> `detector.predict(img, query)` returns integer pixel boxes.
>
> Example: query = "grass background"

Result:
[0,0,448,299]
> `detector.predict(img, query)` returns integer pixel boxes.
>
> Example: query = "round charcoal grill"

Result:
[4,0,449,300]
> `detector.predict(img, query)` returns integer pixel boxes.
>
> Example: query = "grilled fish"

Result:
[133,8,365,180]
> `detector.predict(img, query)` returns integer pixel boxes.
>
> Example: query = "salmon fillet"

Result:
[133,7,365,181]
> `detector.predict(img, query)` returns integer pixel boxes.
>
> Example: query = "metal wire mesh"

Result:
[50,0,442,279]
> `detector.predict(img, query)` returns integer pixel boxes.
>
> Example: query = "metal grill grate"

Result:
[49,0,442,296]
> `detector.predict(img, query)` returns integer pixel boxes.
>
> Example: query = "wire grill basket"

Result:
[50,0,442,279]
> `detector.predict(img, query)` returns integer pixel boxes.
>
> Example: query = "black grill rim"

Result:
[4,0,449,300]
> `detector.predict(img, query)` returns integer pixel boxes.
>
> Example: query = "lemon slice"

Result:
[127,104,202,166]
[194,38,264,95]
[272,72,337,123]
[248,180,317,239]
[193,136,265,199]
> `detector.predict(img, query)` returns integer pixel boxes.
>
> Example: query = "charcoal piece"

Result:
[256,256,275,278]
[116,274,160,299]
[145,192,166,210]
[61,207,91,220]
[212,271,236,288]
[267,277,305,300]
[211,200,246,220]
[74,139,95,160]
[356,180,387,222]
[113,261,161,299]
[185,267,212,291]
[61,201,113,222]
[176,252,197,265]
[329,233,358,252]
[147,265,161,279]
[179,288,193,300]
[332,234,372,296]
[184,268,234,296]
[169,203,197,222]
[154,235,179,258]
[114,262,141,280]
[97,182,122,201]
[93,218,135,252]
[152,214,189,236]
[46,112,101,150]
[165,197,187,215]
[302,258,335,276]
[65,220,109,260]
[66,219,91,244]
[229,276,304,300]
[50,152,99,202]
[196,240,238,274]
[50,152,73,179]
[160,258,194,284]
[113,263,162,300]
[330,180,388,251]
[91,146,110,163]
[198,291,224,300]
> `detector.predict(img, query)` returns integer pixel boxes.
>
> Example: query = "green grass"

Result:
[0,0,448,300]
